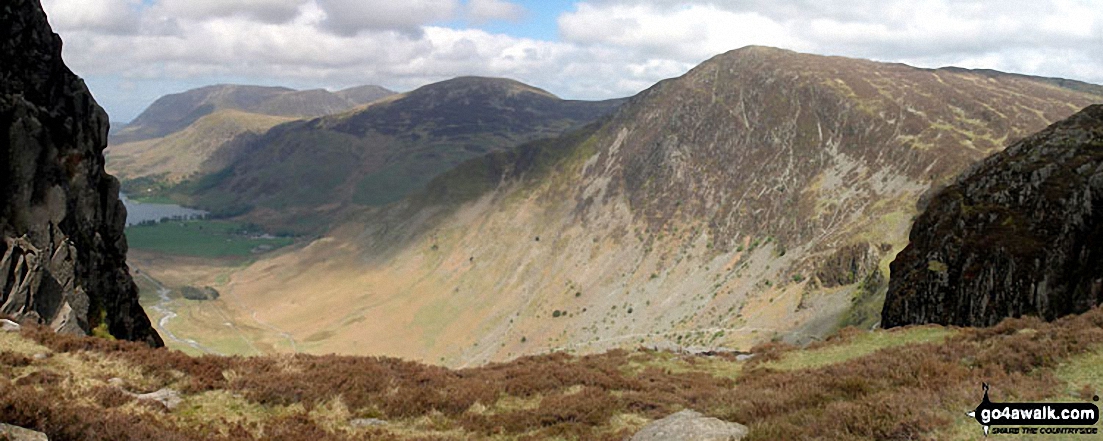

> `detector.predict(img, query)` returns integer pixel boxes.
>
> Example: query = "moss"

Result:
[91,308,116,341]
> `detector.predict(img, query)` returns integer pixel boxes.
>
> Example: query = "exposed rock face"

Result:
[883,105,1103,327]
[630,410,748,441]
[0,0,162,346]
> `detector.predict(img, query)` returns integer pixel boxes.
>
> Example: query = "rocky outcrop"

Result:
[631,410,748,441]
[883,105,1103,327]
[0,423,49,441]
[0,0,162,346]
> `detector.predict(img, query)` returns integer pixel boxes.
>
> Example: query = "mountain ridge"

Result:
[197,46,1103,365]
[113,84,395,144]
[179,76,627,231]
[107,84,397,189]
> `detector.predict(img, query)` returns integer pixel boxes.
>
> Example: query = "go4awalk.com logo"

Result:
[968,383,1100,436]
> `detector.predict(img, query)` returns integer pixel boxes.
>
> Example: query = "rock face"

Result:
[0,0,162,346]
[631,410,748,441]
[883,105,1103,327]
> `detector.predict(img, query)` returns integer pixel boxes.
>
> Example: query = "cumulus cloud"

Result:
[37,0,1103,122]
[41,0,141,34]
[314,0,459,36]
[467,0,525,24]
[153,0,309,24]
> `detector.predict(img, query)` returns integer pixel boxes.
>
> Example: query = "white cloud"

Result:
[41,0,141,34]
[37,0,1103,122]
[314,0,460,36]
[560,3,806,60]
[154,0,309,24]
[467,0,525,23]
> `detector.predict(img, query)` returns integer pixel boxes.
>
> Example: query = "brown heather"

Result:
[2,307,1102,440]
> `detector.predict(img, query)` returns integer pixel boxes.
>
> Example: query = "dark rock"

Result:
[815,242,879,288]
[179,285,219,301]
[883,105,1103,327]
[631,409,748,441]
[0,0,161,346]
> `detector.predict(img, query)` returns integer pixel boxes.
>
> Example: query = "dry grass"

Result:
[2,306,1102,440]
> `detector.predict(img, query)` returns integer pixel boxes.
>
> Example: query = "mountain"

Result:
[0,0,160,346]
[106,84,394,186]
[112,84,394,143]
[183,76,626,228]
[883,104,1103,327]
[201,47,1103,365]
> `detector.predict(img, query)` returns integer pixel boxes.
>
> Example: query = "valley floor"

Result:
[2,307,1102,440]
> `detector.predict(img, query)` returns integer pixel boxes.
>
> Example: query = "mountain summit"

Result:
[113,84,394,143]
[185,76,626,228]
[215,46,1103,364]
[107,84,396,187]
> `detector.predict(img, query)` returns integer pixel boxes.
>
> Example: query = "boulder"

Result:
[1,319,20,332]
[631,409,748,441]
[0,423,49,441]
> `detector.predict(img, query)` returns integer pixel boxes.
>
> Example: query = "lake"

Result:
[120,193,208,226]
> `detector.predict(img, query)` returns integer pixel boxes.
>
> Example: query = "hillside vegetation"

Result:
[181,47,1103,366]
[2,307,1101,440]
[177,77,626,232]
[107,84,396,201]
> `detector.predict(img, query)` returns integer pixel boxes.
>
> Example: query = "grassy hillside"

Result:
[2,307,1101,440]
[181,77,626,232]
[112,84,394,144]
[178,47,1103,367]
[106,84,397,209]
[108,109,296,184]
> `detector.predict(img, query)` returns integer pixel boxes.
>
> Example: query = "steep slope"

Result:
[186,77,626,228]
[883,105,1103,327]
[106,84,395,186]
[0,0,161,346]
[185,47,1102,366]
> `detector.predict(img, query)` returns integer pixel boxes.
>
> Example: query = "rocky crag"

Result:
[1,0,161,346]
[883,105,1103,327]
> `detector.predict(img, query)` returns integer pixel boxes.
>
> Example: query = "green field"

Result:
[125,219,293,257]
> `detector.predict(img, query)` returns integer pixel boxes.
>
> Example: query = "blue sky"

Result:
[40,0,1103,123]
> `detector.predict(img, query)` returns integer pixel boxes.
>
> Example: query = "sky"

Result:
[40,0,1103,123]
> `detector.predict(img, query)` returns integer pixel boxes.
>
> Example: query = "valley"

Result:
[7,0,1103,439]
[119,47,1103,367]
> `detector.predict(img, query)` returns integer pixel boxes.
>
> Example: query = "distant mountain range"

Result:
[107,84,395,186]
[114,84,395,143]
[213,47,1103,365]
[109,77,626,232]
[183,77,626,228]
